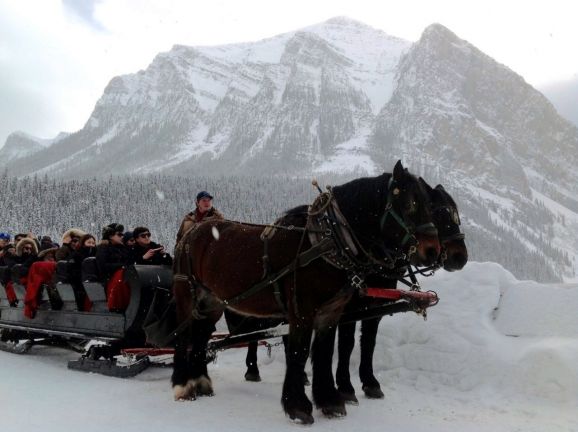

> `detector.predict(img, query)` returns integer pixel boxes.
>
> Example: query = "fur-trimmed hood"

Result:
[38,246,59,260]
[61,228,87,244]
[16,237,38,256]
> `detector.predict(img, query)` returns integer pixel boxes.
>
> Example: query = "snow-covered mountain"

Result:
[1,17,409,177]
[1,17,577,280]
[0,131,69,166]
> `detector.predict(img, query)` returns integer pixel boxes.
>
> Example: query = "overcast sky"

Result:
[1,0,577,148]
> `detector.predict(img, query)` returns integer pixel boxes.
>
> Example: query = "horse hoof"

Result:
[362,385,384,399]
[194,376,214,397]
[245,370,262,382]
[289,410,315,425]
[173,382,196,401]
[321,405,347,418]
[339,391,359,405]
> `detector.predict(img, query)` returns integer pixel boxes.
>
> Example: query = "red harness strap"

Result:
[365,287,438,305]
[365,288,403,300]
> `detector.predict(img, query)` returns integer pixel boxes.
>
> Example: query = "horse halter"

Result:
[432,205,465,243]
[379,177,438,249]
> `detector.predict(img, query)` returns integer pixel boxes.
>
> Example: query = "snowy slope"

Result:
[0,131,69,163]
[1,262,576,432]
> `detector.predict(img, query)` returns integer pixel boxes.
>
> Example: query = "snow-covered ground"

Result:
[1,262,577,432]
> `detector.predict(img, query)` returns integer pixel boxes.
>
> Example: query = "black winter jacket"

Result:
[95,243,134,282]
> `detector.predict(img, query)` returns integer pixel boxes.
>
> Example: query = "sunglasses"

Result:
[70,238,79,243]
[138,233,152,238]
[114,232,124,237]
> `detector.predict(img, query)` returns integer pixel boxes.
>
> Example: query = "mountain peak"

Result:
[420,23,461,44]
[323,16,373,28]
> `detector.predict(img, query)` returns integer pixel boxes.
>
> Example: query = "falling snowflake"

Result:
[155,190,165,200]
[212,226,220,240]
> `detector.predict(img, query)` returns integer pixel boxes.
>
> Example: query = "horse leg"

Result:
[312,326,346,418]
[172,326,195,400]
[282,322,314,424]
[282,334,309,385]
[189,318,217,397]
[336,321,358,404]
[359,317,384,399]
[244,341,261,382]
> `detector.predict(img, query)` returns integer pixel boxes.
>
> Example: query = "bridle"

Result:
[379,176,438,250]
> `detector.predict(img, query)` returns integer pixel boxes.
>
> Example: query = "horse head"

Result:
[382,161,441,266]
[419,179,468,271]
[332,160,440,268]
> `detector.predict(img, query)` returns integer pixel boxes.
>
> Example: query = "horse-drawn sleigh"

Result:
[0,161,467,425]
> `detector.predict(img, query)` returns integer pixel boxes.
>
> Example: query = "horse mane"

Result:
[276,204,309,227]
[331,173,391,235]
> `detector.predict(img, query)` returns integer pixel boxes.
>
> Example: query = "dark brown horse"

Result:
[335,180,468,403]
[170,161,440,424]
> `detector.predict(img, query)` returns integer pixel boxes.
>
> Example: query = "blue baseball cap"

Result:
[196,191,213,201]
[0,232,11,240]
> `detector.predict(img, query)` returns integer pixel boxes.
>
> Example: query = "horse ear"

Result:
[435,184,446,192]
[419,177,434,194]
[393,160,404,180]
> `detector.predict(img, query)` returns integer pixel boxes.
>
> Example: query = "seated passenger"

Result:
[96,223,135,312]
[12,237,39,279]
[13,233,27,246]
[0,235,18,305]
[55,228,86,261]
[40,235,59,250]
[0,232,11,266]
[38,245,58,262]
[72,234,97,265]
[122,231,135,248]
[69,234,97,311]
[132,226,173,266]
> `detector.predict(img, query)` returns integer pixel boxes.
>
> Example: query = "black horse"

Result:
[170,161,440,424]
[335,181,468,403]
